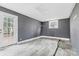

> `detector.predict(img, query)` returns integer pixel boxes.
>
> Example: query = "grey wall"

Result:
[0,6,70,43]
[0,6,41,42]
[18,17,41,41]
[70,3,79,55]
[41,18,70,38]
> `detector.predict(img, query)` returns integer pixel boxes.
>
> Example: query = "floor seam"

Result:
[53,40,60,56]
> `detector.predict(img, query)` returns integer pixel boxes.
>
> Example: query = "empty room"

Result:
[0,3,79,56]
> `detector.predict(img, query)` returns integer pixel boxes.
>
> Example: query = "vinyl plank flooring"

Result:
[55,40,77,56]
[0,38,59,56]
[0,38,77,56]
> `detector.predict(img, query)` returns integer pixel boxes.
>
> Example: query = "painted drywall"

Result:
[0,6,41,42]
[41,18,70,38]
[0,5,70,43]
[18,16,41,41]
[70,3,79,55]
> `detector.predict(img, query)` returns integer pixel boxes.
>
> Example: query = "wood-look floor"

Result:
[0,38,77,56]
[56,40,77,56]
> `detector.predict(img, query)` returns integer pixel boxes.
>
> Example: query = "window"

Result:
[49,20,58,29]
[3,17,14,37]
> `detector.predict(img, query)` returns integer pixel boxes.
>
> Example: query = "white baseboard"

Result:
[40,36,69,41]
[17,36,69,44]
[17,36,41,44]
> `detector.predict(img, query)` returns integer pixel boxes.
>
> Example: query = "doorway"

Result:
[0,11,18,47]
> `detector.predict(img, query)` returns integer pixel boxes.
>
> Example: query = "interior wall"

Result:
[70,3,79,55]
[41,18,70,38]
[0,6,41,42]
[0,5,70,43]
[18,16,41,42]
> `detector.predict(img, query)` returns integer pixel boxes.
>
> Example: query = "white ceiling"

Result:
[0,3,75,22]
